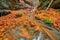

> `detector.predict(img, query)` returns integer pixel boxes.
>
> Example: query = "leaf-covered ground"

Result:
[0,8,60,40]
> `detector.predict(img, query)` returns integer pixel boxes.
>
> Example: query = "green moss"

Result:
[43,18,53,26]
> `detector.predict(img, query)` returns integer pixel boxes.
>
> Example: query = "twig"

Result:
[46,0,54,10]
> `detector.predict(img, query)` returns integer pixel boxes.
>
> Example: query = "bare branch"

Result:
[46,0,54,10]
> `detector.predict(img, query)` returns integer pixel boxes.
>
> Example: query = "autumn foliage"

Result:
[0,8,60,40]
